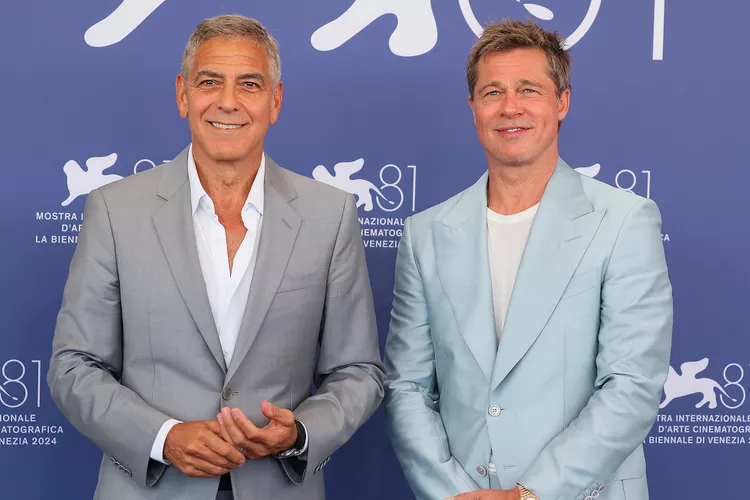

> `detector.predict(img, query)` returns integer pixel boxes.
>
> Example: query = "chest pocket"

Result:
[277,270,327,293]
[560,270,600,300]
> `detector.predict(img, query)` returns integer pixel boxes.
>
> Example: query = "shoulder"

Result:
[578,173,659,225]
[276,166,352,220]
[92,163,167,210]
[406,177,484,238]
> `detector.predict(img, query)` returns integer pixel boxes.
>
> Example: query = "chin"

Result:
[494,152,533,167]
[208,147,248,163]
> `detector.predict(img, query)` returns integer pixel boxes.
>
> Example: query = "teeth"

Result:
[506,128,522,132]
[211,122,241,130]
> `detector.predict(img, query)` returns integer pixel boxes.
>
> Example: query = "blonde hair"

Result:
[466,19,571,98]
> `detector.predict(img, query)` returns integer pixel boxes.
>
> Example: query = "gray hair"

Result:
[181,15,281,88]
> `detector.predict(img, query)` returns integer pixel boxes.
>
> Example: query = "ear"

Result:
[176,74,188,119]
[269,81,284,125]
[467,94,476,125]
[557,88,570,122]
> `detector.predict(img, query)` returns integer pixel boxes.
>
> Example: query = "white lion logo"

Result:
[83,0,600,54]
[660,358,737,410]
[62,153,123,207]
[312,159,392,212]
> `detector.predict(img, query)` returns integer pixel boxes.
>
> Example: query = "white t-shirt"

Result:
[486,203,538,475]
[487,204,539,343]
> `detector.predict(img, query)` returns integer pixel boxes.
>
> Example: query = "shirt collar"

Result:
[187,144,265,216]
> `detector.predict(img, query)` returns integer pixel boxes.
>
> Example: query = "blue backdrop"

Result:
[2,1,749,498]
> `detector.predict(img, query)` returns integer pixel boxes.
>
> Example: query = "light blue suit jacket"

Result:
[384,159,673,500]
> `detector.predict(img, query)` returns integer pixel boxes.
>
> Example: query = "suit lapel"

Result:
[490,159,605,390]
[152,147,227,372]
[433,173,497,382]
[226,156,301,382]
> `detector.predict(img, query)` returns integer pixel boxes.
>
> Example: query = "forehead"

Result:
[191,37,269,74]
[476,48,552,83]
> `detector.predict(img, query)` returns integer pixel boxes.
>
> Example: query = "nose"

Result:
[217,84,239,112]
[499,92,522,119]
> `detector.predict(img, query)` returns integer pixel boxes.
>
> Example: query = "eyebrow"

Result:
[193,71,267,86]
[477,78,546,94]
[194,70,223,82]
[518,78,544,88]
[237,73,266,85]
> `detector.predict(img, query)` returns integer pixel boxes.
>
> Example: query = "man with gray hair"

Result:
[384,20,672,500]
[48,15,384,500]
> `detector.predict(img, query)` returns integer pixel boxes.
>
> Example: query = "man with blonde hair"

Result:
[385,20,672,500]
[49,15,384,500]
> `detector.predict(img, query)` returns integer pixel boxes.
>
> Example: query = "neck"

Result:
[193,148,262,212]
[486,153,557,215]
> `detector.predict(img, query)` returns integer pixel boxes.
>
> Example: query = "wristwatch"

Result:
[274,419,306,458]
[517,484,539,500]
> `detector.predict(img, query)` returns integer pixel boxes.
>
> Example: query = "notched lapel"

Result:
[152,152,227,373]
[226,158,301,382]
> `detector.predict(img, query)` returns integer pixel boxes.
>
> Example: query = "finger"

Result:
[208,420,246,466]
[188,457,232,478]
[192,442,235,470]
[238,440,271,460]
[204,419,222,435]
[261,401,295,426]
[180,465,214,479]
[192,432,242,469]
[253,421,296,453]
[220,407,251,447]
[216,414,236,446]
[217,412,269,459]
[217,413,239,446]
[230,408,265,444]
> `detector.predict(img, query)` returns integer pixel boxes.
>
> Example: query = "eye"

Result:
[243,82,259,89]
[521,88,537,94]
[485,90,500,97]
[200,79,216,86]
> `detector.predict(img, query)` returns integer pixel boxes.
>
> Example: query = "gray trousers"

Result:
[216,491,233,500]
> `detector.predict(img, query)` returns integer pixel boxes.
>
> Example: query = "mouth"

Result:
[496,126,531,137]
[209,121,245,130]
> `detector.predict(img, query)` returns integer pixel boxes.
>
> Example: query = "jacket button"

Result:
[488,405,502,417]
[222,388,233,401]
[476,465,487,477]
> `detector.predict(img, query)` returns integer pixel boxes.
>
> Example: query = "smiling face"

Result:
[176,37,282,167]
[469,48,569,170]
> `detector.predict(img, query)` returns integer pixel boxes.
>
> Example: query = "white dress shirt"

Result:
[149,146,266,463]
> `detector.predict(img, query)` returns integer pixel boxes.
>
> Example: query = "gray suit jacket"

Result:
[48,148,385,500]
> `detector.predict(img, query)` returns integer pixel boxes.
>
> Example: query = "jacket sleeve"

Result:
[47,188,171,487]
[519,199,673,500]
